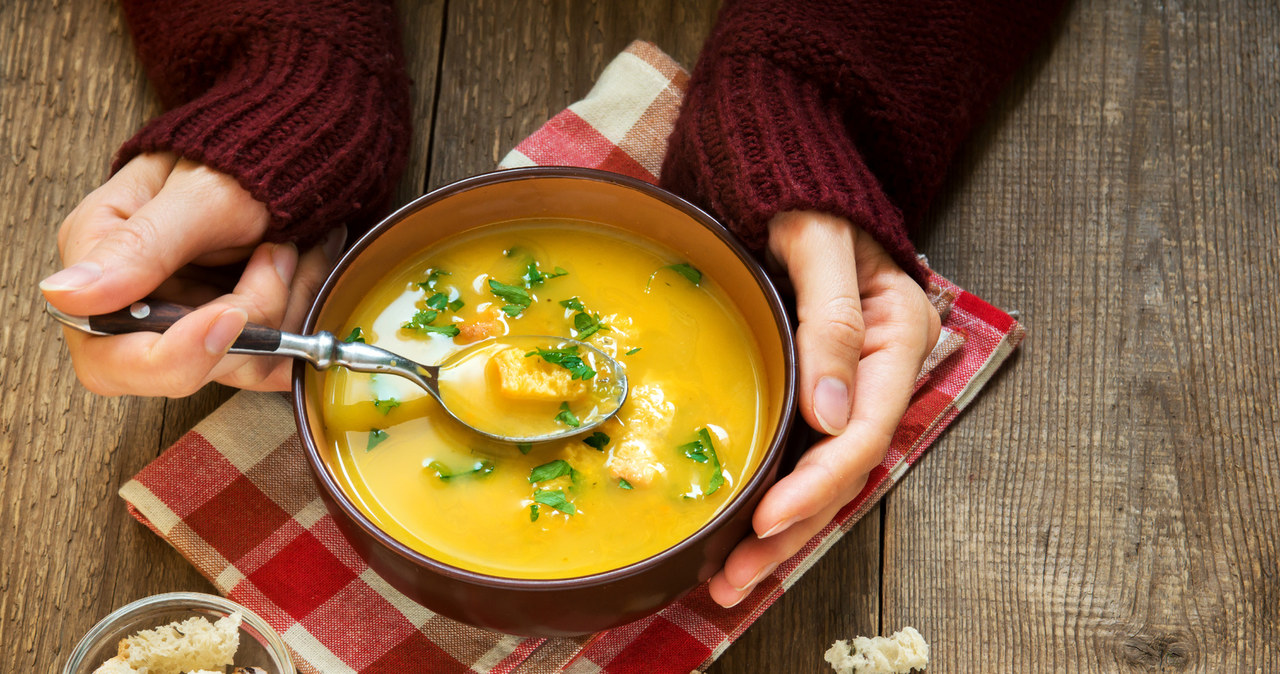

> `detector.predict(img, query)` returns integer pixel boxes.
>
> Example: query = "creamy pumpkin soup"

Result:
[320,220,768,578]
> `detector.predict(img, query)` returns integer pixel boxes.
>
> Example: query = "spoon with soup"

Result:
[45,300,627,444]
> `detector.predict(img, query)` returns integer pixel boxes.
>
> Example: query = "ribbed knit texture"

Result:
[113,0,412,247]
[661,0,1065,283]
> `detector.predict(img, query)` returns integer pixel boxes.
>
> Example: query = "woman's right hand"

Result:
[40,152,346,397]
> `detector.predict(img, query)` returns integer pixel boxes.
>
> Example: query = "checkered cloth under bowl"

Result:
[120,40,1024,673]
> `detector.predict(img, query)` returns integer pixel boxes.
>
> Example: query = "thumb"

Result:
[41,160,269,315]
[769,211,863,436]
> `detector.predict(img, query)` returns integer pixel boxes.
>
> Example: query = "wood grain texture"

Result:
[3,0,1277,672]
[891,0,1280,671]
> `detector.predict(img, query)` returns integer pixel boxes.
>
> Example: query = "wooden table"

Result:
[3,1,1277,671]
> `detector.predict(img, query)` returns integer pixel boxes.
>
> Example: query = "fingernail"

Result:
[205,308,247,355]
[273,243,298,284]
[39,262,102,292]
[321,227,347,262]
[723,591,748,609]
[761,516,798,539]
[813,376,850,435]
[732,562,779,593]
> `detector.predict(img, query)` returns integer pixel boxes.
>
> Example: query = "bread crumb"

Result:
[489,346,590,400]
[97,612,241,674]
[824,626,929,674]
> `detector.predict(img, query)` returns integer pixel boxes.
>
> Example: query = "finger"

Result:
[211,227,344,391]
[64,304,248,398]
[768,211,863,437]
[204,242,299,388]
[57,152,178,260]
[709,492,858,608]
[42,159,269,315]
[748,283,936,539]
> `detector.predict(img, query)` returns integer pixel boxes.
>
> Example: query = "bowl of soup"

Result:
[293,167,796,636]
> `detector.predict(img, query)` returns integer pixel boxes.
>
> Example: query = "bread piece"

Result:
[235,668,269,674]
[116,612,241,674]
[824,626,929,674]
[604,383,674,487]
[91,657,138,674]
[489,347,590,401]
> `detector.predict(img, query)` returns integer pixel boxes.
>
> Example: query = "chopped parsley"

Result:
[525,345,595,380]
[558,296,608,339]
[448,298,465,312]
[677,427,725,495]
[402,309,461,337]
[530,504,540,521]
[528,459,574,483]
[523,260,568,287]
[425,292,449,310]
[343,327,366,343]
[625,347,642,355]
[573,311,608,340]
[516,442,533,455]
[427,459,495,481]
[647,262,702,289]
[553,402,581,428]
[618,478,634,490]
[416,268,450,291]
[583,431,610,451]
[488,279,532,316]
[372,397,400,415]
[533,489,576,515]
[367,429,388,451]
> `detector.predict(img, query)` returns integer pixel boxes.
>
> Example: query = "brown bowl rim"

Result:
[292,166,797,591]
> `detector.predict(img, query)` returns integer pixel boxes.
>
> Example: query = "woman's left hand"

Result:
[710,210,941,607]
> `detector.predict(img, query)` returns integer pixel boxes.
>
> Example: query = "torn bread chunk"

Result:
[604,383,674,487]
[115,612,241,674]
[91,658,137,674]
[489,346,590,401]
[824,626,929,674]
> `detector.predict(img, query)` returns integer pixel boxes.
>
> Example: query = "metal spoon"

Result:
[45,299,628,444]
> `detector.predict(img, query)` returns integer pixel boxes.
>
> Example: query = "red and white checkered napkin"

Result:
[120,41,1024,673]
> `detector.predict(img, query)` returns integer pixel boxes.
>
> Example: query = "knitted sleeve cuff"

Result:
[113,11,410,247]
[660,50,925,285]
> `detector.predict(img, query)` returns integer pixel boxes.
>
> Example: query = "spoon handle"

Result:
[46,299,285,353]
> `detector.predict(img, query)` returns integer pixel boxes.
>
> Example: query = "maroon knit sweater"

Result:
[662,0,1065,282]
[115,0,1062,272]
[113,0,411,248]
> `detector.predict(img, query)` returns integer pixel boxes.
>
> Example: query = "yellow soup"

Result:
[320,220,768,578]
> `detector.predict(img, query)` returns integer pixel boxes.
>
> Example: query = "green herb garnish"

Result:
[533,489,576,515]
[373,397,400,415]
[516,442,533,455]
[559,297,585,312]
[448,298,465,312]
[416,268,450,290]
[523,260,568,287]
[647,262,702,289]
[583,431,610,451]
[425,292,449,310]
[677,427,725,495]
[525,345,595,380]
[554,402,581,428]
[618,478,633,490]
[343,327,366,343]
[573,311,608,340]
[530,504,540,521]
[428,459,495,481]
[402,309,461,337]
[529,459,574,483]
[488,279,532,316]
[367,429,388,451]
[625,347,641,355]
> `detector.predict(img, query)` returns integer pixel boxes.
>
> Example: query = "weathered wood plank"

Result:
[0,1,186,670]
[887,0,1279,671]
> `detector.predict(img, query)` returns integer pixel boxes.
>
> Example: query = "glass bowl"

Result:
[63,592,293,674]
